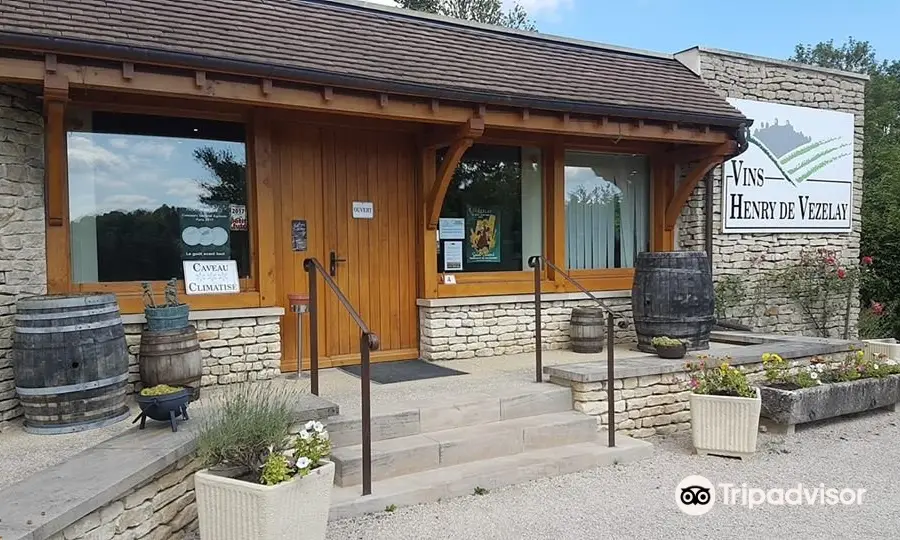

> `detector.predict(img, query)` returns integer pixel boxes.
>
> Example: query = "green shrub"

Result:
[686,357,756,398]
[651,336,685,348]
[139,384,183,396]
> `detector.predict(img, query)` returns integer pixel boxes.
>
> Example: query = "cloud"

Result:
[131,140,176,160]
[164,178,205,199]
[108,138,129,149]
[67,135,128,174]
[102,194,158,209]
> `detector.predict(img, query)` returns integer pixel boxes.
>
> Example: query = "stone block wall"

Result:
[123,316,283,394]
[0,83,46,422]
[419,296,634,360]
[49,456,202,540]
[674,48,866,338]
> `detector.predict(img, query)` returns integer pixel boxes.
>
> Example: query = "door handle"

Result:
[329,251,346,277]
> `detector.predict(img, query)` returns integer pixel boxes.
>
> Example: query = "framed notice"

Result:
[179,203,231,259]
[352,201,374,219]
[722,98,854,233]
[291,220,307,252]
[183,260,240,295]
[444,240,463,271]
[439,218,465,240]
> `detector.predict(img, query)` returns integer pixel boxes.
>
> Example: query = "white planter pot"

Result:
[195,461,335,540]
[690,390,761,459]
[864,338,900,362]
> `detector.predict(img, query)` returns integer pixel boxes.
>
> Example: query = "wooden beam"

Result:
[426,119,485,229]
[43,75,70,293]
[420,117,485,150]
[378,93,389,108]
[261,78,273,96]
[664,155,723,230]
[322,86,333,102]
[651,161,676,251]
[657,140,737,164]
[122,62,135,80]
[195,71,206,88]
[44,54,57,74]
[430,99,439,114]
[250,114,276,306]
[545,143,567,279]
[419,148,439,298]
[0,56,732,144]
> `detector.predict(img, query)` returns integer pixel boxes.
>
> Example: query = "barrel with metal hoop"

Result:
[139,325,202,401]
[12,294,129,434]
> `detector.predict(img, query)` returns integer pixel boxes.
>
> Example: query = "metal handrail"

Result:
[303,257,379,496]
[527,255,624,448]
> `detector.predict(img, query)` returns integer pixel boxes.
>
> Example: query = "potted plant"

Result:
[652,336,688,359]
[142,278,189,331]
[194,383,334,540]
[687,357,760,459]
[134,384,190,432]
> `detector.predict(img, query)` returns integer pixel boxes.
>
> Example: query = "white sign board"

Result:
[443,240,464,271]
[722,98,854,233]
[438,218,466,240]
[352,201,374,219]
[183,260,240,295]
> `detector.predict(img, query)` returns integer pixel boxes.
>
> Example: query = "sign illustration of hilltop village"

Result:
[723,97,854,233]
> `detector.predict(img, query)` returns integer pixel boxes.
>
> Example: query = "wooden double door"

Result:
[272,122,419,370]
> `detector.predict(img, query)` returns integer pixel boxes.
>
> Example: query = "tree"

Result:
[790,39,900,338]
[194,147,248,206]
[397,0,536,30]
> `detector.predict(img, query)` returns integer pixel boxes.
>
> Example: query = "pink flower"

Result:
[872,302,885,316]
[837,268,847,279]
[690,379,700,389]
[862,256,874,266]
[824,255,837,266]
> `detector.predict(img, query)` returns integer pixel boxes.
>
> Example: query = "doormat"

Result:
[338,359,468,385]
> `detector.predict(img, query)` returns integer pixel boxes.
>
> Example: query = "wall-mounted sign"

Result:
[466,206,501,263]
[352,201,374,219]
[291,219,307,252]
[230,204,248,231]
[444,240,463,271]
[179,204,230,259]
[443,274,457,285]
[183,260,240,295]
[439,218,465,240]
[722,98,854,233]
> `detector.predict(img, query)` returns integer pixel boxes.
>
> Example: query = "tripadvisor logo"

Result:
[676,475,866,515]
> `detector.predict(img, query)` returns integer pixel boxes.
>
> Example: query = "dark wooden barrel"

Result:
[139,326,202,401]
[12,294,129,434]
[632,251,714,353]
[570,307,605,353]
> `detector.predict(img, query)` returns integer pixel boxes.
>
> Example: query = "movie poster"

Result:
[465,206,500,263]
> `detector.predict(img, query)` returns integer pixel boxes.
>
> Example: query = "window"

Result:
[67,110,250,283]
[564,152,650,270]
[436,144,542,273]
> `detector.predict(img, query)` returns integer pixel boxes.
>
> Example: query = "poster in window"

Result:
[466,206,500,263]
[180,203,231,260]
[444,240,464,271]
[291,219,308,252]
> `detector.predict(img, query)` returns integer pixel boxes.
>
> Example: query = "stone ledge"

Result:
[0,393,337,540]
[545,333,860,384]
[417,290,631,308]
[121,306,285,325]
[687,46,870,81]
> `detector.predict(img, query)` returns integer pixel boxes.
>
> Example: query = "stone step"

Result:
[329,433,653,521]
[326,385,573,448]
[331,411,596,487]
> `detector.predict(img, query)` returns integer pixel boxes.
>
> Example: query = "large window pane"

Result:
[437,144,542,273]
[564,152,650,269]
[67,111,249,283]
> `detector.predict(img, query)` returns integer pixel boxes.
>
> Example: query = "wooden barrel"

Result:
[12,294,129,434]
[139,326,202,401]
[632,251,714,353]
[570,307,606,353]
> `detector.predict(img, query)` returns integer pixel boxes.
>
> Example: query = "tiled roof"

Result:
[0,0,746,126]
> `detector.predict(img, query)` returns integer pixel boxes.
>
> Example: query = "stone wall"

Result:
[50,456,201,540]
[673,49,866,338]
[419,296,634,361]
[123,316,283,394]
[0,84,46,422]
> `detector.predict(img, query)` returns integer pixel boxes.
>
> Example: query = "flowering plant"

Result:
[762,350,900,390]
[761,353,821,389]
[686,356,756,398]
[260,421,332,486]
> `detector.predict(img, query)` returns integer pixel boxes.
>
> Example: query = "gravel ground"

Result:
[326,408,900,540]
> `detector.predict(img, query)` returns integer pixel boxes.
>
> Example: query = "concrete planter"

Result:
[760,375,900,434]
[690,390,761,459]
[195,460,335,540]
[864,338,900,362]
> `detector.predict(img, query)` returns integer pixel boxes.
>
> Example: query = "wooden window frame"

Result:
[46,100,273,314]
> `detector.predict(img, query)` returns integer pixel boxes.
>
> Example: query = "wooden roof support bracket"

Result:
[43,74,69,228]
[426,118,485,230]
[664,154,723,230]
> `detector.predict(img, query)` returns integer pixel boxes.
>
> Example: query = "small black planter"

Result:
[655,343,687,359]
[134,387,191,432]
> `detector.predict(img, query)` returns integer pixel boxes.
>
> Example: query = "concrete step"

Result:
[327,385,573,448]
[331,411,596,487]
[329,433,653,521]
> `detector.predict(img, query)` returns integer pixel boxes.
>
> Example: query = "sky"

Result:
[365,0,900,62]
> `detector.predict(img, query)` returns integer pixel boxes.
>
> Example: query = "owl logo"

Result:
[680,485,712,506]
[676,475,715,516]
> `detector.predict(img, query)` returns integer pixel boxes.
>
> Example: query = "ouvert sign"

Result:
[722,98,854,233]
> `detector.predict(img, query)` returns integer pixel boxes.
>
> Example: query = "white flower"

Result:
[298,429,312,441]
[296,457,311,470]
[810,372,819,380]
[305,420,315,431]
[313,421,325,433]
[874,364,880,370]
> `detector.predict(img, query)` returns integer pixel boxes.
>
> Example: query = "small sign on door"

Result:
[352,201,374,219]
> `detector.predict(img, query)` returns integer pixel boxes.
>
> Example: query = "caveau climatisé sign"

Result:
[722,98,854,233]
